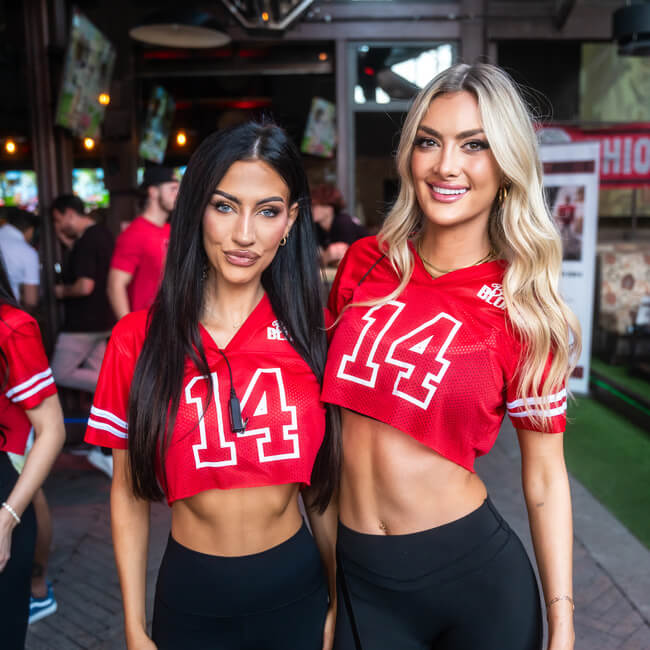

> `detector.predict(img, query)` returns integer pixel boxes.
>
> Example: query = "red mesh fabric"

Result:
[323,237,565,473]
[86,296,326,504]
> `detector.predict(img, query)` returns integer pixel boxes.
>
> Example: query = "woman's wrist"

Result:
[0,504,20,531]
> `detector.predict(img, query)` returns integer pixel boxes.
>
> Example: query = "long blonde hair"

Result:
[377,63,581,419]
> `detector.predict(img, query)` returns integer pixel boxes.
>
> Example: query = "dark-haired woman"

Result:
[0,252,65,647]
[85,122,338,650]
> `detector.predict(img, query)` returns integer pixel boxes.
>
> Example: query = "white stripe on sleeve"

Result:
[6,368,53,399]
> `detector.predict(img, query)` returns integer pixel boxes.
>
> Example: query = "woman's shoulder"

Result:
[109,310,149,353]
[0,303,37,338]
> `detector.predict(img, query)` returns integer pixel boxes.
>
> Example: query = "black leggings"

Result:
[335,498,542,650]
[152,522,329,650]
[0,452,36,650]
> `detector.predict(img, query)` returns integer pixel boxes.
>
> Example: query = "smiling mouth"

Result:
[429,184,469,196]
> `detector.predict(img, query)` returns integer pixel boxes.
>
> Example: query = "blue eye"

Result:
[210,201,233,213]
[260,207,280,218]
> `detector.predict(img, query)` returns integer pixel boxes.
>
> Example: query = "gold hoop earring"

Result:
[279,235,287,247]
[498,185,509,205]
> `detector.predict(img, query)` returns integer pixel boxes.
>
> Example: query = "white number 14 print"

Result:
[186,368,299,469]
[337,301,462,409]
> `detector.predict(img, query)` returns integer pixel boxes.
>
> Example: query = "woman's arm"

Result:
[303,488,339,650]
[111,449,155,649]
[517,428,574,650]
[0,394,65,571]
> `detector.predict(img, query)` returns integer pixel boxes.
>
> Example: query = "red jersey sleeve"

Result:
[85,312,145,449]
[110,221,142,274]
[503,334,566,433]
[4,319,56,410]
[327,236,385,321]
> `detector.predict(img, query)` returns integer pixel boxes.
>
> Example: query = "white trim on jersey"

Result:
[506,388,567,410]
[508,403,567,418]
[6,368,54,403]
[88,406,128,439]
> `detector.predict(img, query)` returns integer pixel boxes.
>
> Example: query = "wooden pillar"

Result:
[23,0,72,349]
[461,0,487,64]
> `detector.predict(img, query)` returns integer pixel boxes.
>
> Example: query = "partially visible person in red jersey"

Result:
[107,166,179,320]
[0,251,65,647]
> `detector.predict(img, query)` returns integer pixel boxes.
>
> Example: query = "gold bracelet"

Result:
[546,595,575,611]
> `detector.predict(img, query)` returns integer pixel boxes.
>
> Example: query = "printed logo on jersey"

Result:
[267,320,286,341]
[477,283,506,310]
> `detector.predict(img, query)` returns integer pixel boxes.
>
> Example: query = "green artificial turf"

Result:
[565,395,650,548]
[590,358,650,400]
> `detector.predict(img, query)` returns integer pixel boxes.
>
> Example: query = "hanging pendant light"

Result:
[129,10,231,49]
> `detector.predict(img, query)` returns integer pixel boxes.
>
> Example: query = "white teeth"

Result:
[432,186,467,195]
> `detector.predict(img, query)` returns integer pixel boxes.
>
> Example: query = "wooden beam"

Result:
[553,0,577,30]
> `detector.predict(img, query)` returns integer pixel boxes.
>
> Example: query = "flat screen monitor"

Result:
[72,168,110,208]
[139,86,176,164]
[55,8,115,137]
[0,171,39,213]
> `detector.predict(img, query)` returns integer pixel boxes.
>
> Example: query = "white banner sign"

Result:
[540,142,600,394]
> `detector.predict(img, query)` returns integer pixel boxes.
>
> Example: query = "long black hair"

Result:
[127,121,339,511]
[0,249,21,447]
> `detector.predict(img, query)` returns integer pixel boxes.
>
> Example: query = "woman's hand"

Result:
[0,507,18,571]
[547,604,575,650]
[322,601,337,650]
[126,629,157,650]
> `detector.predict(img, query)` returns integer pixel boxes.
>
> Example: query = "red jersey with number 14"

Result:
[322,237,566,473]
[85,295,326,504]
[1,304,57,454]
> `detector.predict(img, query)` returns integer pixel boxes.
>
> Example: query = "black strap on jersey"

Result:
[356,253,386,288]
[336,548,364,650]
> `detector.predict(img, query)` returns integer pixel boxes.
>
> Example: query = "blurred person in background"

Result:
[311,184,367,268]
[0,207,40,310]
[0,250,65,647]
[107,167,179,320]
[50,195,115,477]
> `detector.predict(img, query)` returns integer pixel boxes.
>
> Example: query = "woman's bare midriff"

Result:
[340,408,488,535]
[170,483,303,556]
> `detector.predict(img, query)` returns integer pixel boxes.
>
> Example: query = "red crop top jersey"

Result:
[85,295,326,504]
[322,237,566,473]
[0,304,57,455]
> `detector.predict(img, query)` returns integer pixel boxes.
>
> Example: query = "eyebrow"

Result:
[213,190,285,206]
[417,125,485,139]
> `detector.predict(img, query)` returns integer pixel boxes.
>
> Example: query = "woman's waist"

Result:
[339,437,487,535]
[170,483,303,556]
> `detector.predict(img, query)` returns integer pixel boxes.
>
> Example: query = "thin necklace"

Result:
[417,241,496,277]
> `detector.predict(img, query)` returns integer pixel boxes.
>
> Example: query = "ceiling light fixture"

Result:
[220,0,316,31]
[130,10,231,49]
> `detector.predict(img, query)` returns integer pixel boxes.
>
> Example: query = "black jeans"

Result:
[335,497,543,650]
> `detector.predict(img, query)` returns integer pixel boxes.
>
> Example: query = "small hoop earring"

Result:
[279,235,287,247]
[498,185,509,205]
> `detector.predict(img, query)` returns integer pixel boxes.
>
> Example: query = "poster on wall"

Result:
[55,8,115,138]
[541,141,600,394]
[301,97,336,158]
[139,86,176,164]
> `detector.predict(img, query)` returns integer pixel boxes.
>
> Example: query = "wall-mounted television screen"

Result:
[136,166,186,185]
[72,168,110,209]
[139,86,176,164]
[0,171,38,213]
[55,8,115,138]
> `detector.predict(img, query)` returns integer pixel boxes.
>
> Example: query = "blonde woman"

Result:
[323,63,579,650]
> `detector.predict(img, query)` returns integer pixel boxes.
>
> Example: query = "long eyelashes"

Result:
[412,137,490,152]
[210,201,280,218]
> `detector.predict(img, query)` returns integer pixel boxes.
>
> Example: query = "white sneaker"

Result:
[86,447,113,478]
